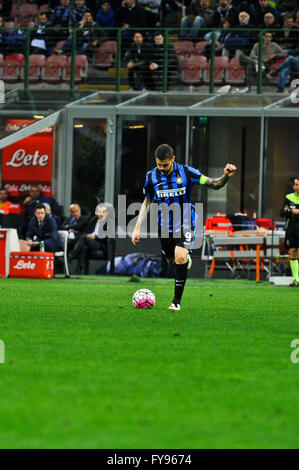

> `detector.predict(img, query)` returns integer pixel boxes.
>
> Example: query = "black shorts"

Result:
[285,230,299,249]
[160,232,194,259]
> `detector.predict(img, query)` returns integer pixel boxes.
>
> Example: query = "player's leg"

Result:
[289,242,299,286]
[168,245,189,311]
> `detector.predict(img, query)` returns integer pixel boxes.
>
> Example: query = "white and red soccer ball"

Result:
[132,289,156,309]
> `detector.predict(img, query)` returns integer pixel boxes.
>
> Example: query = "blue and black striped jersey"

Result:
[143,161,208,233]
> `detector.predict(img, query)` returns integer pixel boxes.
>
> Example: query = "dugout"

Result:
[0,89,298,270]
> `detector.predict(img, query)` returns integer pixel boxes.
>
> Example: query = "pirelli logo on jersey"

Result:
[156,187,186,198]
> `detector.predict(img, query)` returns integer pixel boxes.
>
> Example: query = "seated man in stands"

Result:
[6,16,30,54]
[50,0,73,40]
[26,204,63,253]
[68,203,112,274]
[95,0,115,38]
[31,12,56,56]
[238,31,286,92]
[0,188,12,214]
[115,0,146,50]
[21,184,58,238]
[148,31,178,90]
[61,203,89,269]
[69,0,90,27]
[275,14,299,53]
[55,9,107,57]
[179,0,221,40]
[267,49,299,92]
[125,31,152,91]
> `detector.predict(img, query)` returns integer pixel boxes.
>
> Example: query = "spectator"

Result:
[275,14,299,52]
[61,203,89,272]
[21,184,58,238]
[179,0,221,40]
[0,1,12,20]
[258,12,281,34]
[43,202,61,228]
[50,0,73,40]
[138,0,162,27]
[161,0,180,27]
[68,203,111,274]
[31,12,57,56]
[86,0,101,16]
[223,11,256,57]
[148,31,178,90]
[69,0,90,26]
[267,50,299,92]
[6,16,30,54]
[254,0,281,26]
[125,31,152,90]
[26,204,63,253]
[205,17,233,58]
[0,15,8,55]
[115,0,146,48]
[95,0,116,37]
[55,10,107,57]
[96,1,115,27]
[0,188,12,214]
[215,0,239,27]
[238,31,286,92]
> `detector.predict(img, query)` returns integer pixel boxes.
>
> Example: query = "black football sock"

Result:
[174,262,188,304]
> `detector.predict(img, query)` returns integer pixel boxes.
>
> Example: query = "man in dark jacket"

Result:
[69,0,90,26]
[115,0,146,49]
[50,0,73,39]
[69,203,112,274]
[125,31,152,90]
[31,12,57,55]
[26,204,62,253]
[148,32,178,90]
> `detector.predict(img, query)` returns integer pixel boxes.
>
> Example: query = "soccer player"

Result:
[131,143,237,311]
[280,178,299,287]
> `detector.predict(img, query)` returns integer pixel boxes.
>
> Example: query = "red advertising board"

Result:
[10,252,54,279]
[1,120,53,194]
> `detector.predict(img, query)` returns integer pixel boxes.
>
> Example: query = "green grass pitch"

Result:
[0,276,298,449]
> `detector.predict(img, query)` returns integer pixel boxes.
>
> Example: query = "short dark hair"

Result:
[35,204,46,211]
[155,144,174,161]
[0,187,7,192]
[154,31,163,37]
[291,177,299,184]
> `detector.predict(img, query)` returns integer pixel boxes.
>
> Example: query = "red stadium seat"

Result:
[227,56,246,86]
[9,4,18,20]
[180,55,207,84]
[39,4,50,13]
[43,54,67,82]
[94,40,117,69]
[204,56,229,85]
[63,55,88,82]
[19,4,38,19]
[193,41,210,56]
[2,54,24,82]
[21,54,46,82]
[173,41,194,61]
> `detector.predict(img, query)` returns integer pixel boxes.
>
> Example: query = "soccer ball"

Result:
[132,289,156,309]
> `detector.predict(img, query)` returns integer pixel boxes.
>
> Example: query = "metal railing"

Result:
[0,26,290,94]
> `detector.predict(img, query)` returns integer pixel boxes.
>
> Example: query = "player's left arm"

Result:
[205,164,237,190]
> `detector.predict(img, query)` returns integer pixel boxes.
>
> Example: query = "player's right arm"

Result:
[132,197,151,245]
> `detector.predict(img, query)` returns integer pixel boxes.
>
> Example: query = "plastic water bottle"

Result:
[40,240,45,252]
